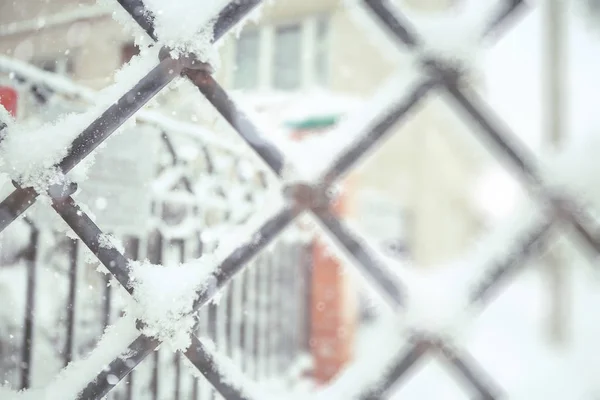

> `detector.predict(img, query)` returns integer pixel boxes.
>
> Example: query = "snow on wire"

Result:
[2,0,600,399]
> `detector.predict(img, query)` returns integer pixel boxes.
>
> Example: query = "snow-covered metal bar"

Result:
[357,339,429,399]
[439,345,501,400]
[78,204,300,397]
[255,255,269,381]
[0,57,184,232]
[184,336,258,400]
[318,78,436,185]
[313,208,405,309]
[187,74,285,175]
[19,222,38,390]
[76,334,161,399]
[483,0,528,38]
[51,196,132,290]
[353,218,556,398]
[0,55,245,154]
[446,86,600,256]
[468,218,554,305]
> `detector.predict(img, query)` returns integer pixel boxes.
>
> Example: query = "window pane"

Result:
[273,24,302,90]
[315,16,329,86]
[234,30,260,89]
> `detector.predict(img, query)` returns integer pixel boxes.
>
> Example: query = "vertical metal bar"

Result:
[240,269,250,374]
[245,261,258,380]
[199,304,213,400]
[191,378,199,400]
[64,238,79,366]
[543,0,569,345]
[302,242,313,357]
[266,250,277,377]
[256,255,268,381]
[192,236,204,400]
[124,236,140,400]
[273,247,284,373]
[103,277,112,332]
[173,352,181,400]
[284,243,297,370]
[102,272,113,400]
[19,225,38,390]
[216,287,230,362]
[230,271,244,367]
[146,230,163,400]
[208,301,218,400]
[291,243,303,365]
[173,239,185,400]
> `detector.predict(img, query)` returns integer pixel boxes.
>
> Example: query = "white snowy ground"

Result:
[353,261,600,399]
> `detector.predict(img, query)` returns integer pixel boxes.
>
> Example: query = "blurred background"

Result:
[1,0,600,398]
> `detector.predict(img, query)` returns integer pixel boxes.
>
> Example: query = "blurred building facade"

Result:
[214,0,487,266]
[0,0,489,383]
[0,0,487,267]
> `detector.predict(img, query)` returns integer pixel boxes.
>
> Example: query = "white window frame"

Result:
[230,14,330,91]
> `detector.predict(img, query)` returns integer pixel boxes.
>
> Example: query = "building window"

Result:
[32,57,74,76]
[273,23,302,90]
[315,16,329,86]
[234,29,260,89]
[232,15,329,91]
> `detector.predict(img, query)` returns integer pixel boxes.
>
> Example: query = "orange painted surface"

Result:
[309,175,358,384]
[0,86,18,117]
[290,126,358,384]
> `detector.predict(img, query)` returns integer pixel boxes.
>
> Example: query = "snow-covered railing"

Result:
[1,0,598,399]
[0,21,313,399]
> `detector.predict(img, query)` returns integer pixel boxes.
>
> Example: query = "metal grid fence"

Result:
[1,0,598,398]
[0,54,312,399]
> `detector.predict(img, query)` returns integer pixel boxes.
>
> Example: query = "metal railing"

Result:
[1,0,598,398]
[0,54,313,399]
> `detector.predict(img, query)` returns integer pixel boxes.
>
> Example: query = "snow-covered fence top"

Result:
[1,0,600,399]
